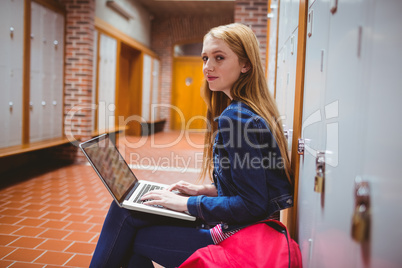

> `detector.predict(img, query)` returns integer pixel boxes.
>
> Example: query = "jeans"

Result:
[89,202,214,268]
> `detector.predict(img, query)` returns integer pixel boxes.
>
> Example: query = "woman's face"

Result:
[202,36,248,99]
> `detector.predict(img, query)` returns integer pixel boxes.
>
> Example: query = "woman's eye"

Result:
[202,56,208,61]
[216,56,224,61]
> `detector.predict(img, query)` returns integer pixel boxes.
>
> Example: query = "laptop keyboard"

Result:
[133,184,164,205]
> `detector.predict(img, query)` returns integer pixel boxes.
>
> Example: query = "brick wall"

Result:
[60,0,96,163]
[235,0,268,67]
[55,0,267,163]
[151,16,234,130]
[152,2,268,131]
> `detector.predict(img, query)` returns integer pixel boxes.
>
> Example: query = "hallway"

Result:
[0,131,204,267]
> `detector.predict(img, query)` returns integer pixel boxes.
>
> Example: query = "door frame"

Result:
[286,0,309,238]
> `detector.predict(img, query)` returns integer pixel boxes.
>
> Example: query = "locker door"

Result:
[0,0,24,148]
[289,0,300,36]
[310,0,366,266]
[277,0,291,50]
[275,46,287,119]
[151,58,160,121]
[50,11,64,138]
[275,30,298,150]
[267,0,279,96]
[141,54,152,122]
[297,0,329,267]
[284,29,298,149]
[30,2,45,142]
[357,1,402,266]
[98,33,117,132]
[41,7,54,141]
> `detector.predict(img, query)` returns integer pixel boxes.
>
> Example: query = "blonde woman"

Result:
[90,23,293,268]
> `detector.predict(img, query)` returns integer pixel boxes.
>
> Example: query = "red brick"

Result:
[0,225,22,235]
[34,251,74,266]
[4,248,45,262]
[8,237,46,248]
[37,239,73,251]
[64,231,96,243]
[65,253,92,268]
[17,218,47,227]
[13,227,46,237]
[38,229,71,240]
[0,235,19,246]
[65,241,96,254]
[64,222,93,232]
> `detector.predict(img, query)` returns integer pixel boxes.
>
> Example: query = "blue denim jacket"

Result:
[187,101,293,232]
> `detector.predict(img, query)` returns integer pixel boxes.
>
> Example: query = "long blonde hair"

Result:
[200,23,292,185]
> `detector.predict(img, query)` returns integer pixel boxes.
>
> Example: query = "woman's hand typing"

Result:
[168,181,218,197]
[141,181,218,212]
[141,190,189,212]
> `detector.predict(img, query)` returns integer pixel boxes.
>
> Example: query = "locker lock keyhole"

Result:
[185,77,193,86]
[10,27,14,39]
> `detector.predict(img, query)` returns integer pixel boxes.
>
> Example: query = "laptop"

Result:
[79,133,196,221]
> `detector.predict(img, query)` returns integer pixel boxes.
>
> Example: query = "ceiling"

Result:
[133,0,235,18]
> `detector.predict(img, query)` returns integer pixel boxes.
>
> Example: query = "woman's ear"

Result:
[241,62,251,73]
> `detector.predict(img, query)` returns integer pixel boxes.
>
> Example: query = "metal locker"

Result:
[50,11,64,138]
[151,58,160,121]
[284,30,298,149]
[356,1,402,266]
[277,0,291,51]
[267,0,279,96]
[98,33,117,132]
[41,73,52,141]
[141,54,152,122]
[30,2,65,142]
[297,0,330,267]
[29,70,43,143]
[289,0,300,37]
[30,2,45,142]
[0,0,24,148]
[275,46,287,119]
[308,0,367,266]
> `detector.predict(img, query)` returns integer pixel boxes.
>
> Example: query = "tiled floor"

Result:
[0,131,205,267]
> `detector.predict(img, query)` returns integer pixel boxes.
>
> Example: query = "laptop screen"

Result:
[80,134,137,202]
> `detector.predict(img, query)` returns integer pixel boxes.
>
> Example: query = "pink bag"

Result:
[179,220,302,268]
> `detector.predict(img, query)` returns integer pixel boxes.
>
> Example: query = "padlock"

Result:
[351,204,370,243]
[314,173,324,193]
[314,152,325,193]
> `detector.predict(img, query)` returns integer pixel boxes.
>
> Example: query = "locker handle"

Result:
[330,0,338,14]
[307,10,313,38]
[41,101,46,106]
[10,27,14,38]
[290,35,295,55]
[314,151,325,193]
[53,101,57,106]
[351,176,371,243]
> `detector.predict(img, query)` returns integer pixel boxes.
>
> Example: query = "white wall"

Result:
[95,0,152,47]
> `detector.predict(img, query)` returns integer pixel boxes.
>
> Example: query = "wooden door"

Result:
[171,57,206,130]
[116,43,142,136]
